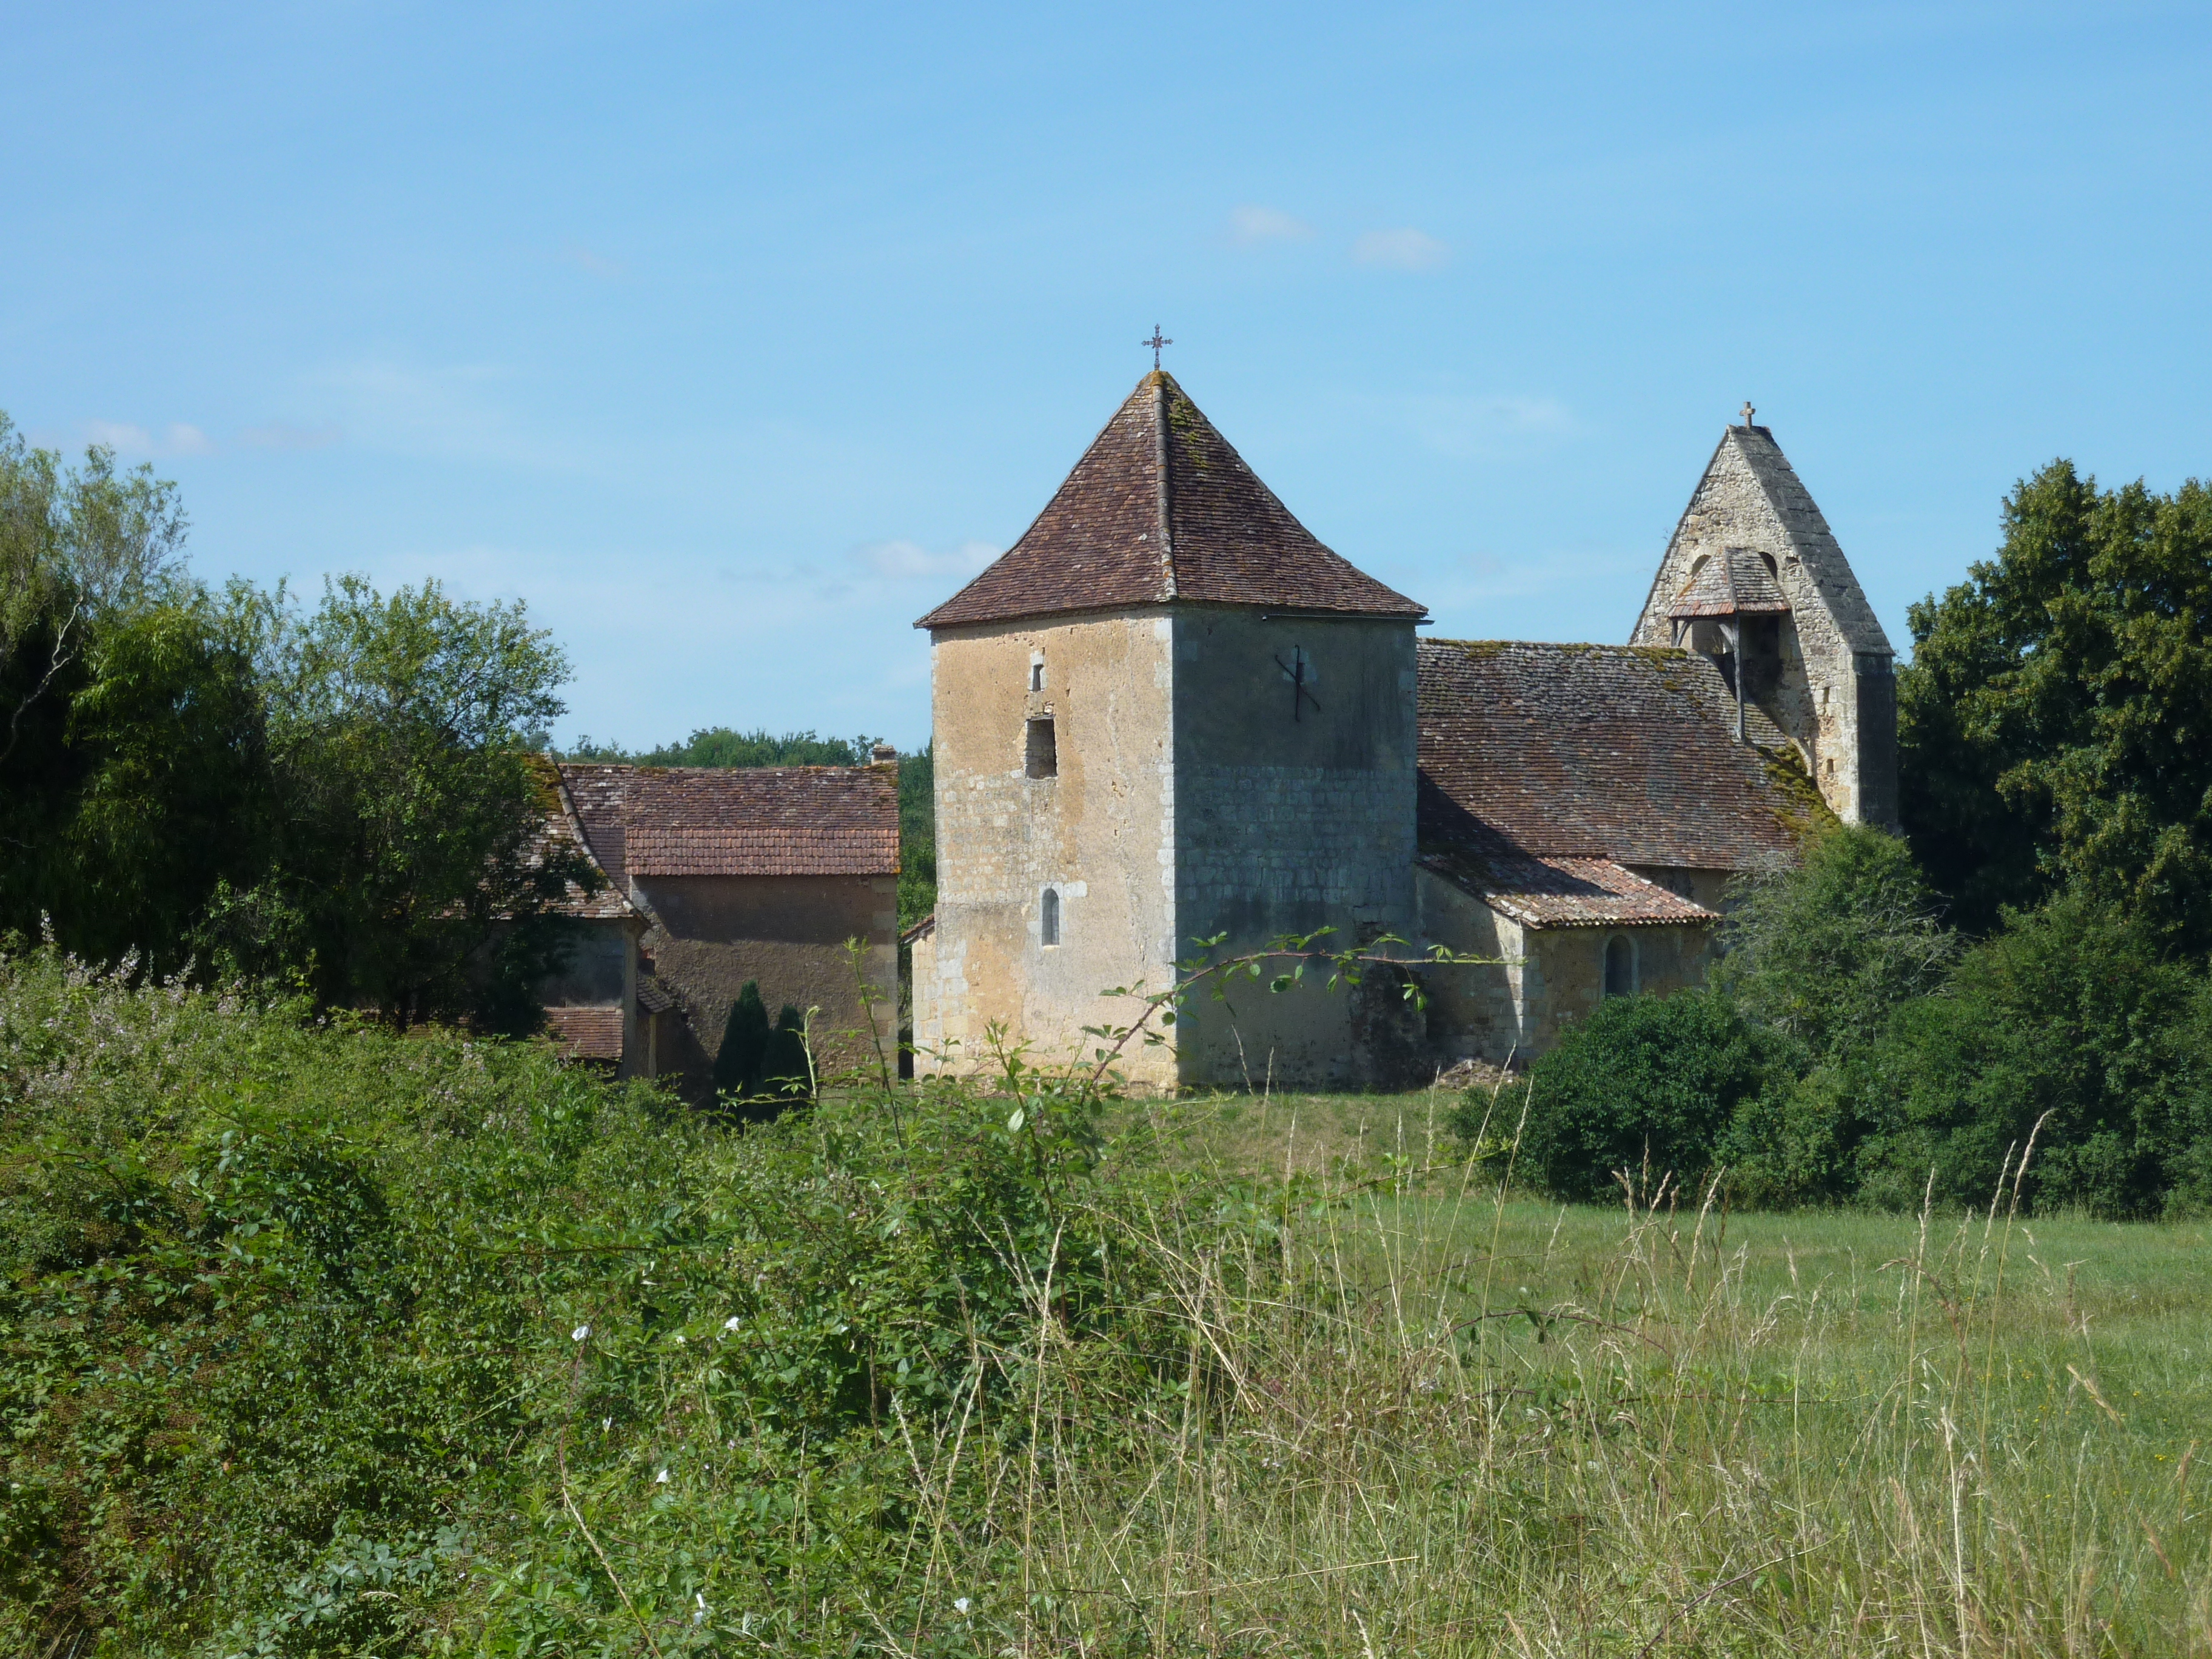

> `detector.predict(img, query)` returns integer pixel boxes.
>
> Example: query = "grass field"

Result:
[954,1085,2212,1654]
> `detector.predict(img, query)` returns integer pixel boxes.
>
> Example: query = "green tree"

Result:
[1862,894,2212,1217]
[899,740,935,931]
[1900,461,2212,943]
[1714,824,1955,1063]
[0,421,265,968]
[564,726,880,768]
[224,575,587,1028]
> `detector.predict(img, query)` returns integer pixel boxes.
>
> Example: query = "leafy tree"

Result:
[0,423,265,967]
[714,979,773,1101]
[1508,992,1790,1202]
[1714,824,1955,1063]
[216,575,587,1028]
[0,416,189,769]
[1860,893,2212,1217]
[899,740,935,930]
[1900,461,2212,943]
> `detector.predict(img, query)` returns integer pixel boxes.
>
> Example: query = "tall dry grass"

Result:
[885,1094,2212,1657]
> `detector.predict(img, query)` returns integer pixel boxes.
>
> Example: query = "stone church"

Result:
[908,371,1894,1088]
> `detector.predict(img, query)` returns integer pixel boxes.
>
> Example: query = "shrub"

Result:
[1510,991,1791,1202]
[1858,891,2212,1216]
[1715,823,1955,1062]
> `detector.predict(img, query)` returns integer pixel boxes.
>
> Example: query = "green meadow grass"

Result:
[1007,1087,2212,1655]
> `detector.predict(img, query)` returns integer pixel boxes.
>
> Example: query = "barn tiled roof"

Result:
[1667,547,1790,618]
[917,372,1425,629]
[525,760,634,920]
[1416,640,1819,872]
[559,764,634,886]
[545,1005,624,1061]
[554,763,899,880]
[622,766,899,877]
[1419,843,1719,930]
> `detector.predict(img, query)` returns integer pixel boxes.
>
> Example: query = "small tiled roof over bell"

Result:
[917,372,1425,629]
[1417,640,1820,873]
[1419,839,1718,930]
[555,763,899,880]
[1667,548,1790,618]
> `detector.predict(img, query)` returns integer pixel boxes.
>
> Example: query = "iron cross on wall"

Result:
[1274,646,1321,721]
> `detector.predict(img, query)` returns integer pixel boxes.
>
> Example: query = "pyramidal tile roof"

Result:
[917,372,1425,629]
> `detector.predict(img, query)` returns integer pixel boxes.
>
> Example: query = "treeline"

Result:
[1487,461,2212,1218]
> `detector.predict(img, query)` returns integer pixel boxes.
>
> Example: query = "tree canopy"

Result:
[1900,460,2212,943]
[0,414,586,1027]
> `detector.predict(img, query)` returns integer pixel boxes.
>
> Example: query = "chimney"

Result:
[870,743,898,767]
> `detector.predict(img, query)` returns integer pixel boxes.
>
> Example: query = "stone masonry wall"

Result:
[919,611,1178,1088]
[636,873,897,1100]
[1631,432,1897,826]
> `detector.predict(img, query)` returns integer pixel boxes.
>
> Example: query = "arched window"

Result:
[1040,887,1061,948]
[1603,934,1637,998]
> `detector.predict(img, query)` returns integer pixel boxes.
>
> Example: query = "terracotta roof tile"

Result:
[545,1005,623,1061]
[1420,843,1718,930]
[525,760,634,920]
[1417,640,1814,871]
[554,764,899,879]
[918,372,1424,629]
[625,768,898,877]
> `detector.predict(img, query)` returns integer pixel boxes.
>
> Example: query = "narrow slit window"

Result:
[1025,716,1057,779]
[1604,934,1637,998]
[1029,660,1045,692]
[1040,887,1061,947]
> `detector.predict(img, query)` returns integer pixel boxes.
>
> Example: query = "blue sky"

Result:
[5,2,2207,752]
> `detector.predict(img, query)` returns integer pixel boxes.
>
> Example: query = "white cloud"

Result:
[1228,204,1315,246]
[1352,227,1449,272]
[84,420,216,457]
[240,421,343,451]
[850,538,999,580]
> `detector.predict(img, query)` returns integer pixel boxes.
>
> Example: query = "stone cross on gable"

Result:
[1740,402,1756,427]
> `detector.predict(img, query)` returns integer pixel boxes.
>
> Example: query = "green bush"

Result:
[1503,991,1791,1202]
[1715,824,1955,1063]
[1858,893,2212,1216]
[0,941,1155,1653]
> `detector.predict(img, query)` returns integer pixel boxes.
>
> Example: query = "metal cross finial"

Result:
[1740,402,1756,427]
[1143,326,1173,369]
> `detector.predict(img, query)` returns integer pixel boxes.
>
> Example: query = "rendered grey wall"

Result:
[1169,606,1420,1088]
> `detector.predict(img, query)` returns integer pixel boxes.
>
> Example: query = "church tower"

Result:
[910,372,1428,1089]
[1629,414,1897,826]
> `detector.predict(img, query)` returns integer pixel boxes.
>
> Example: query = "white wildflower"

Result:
[655,1467,669,1484]
[571,1324,591,1342]
[954,1597,971,1615]
[723,1315,742,1332]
